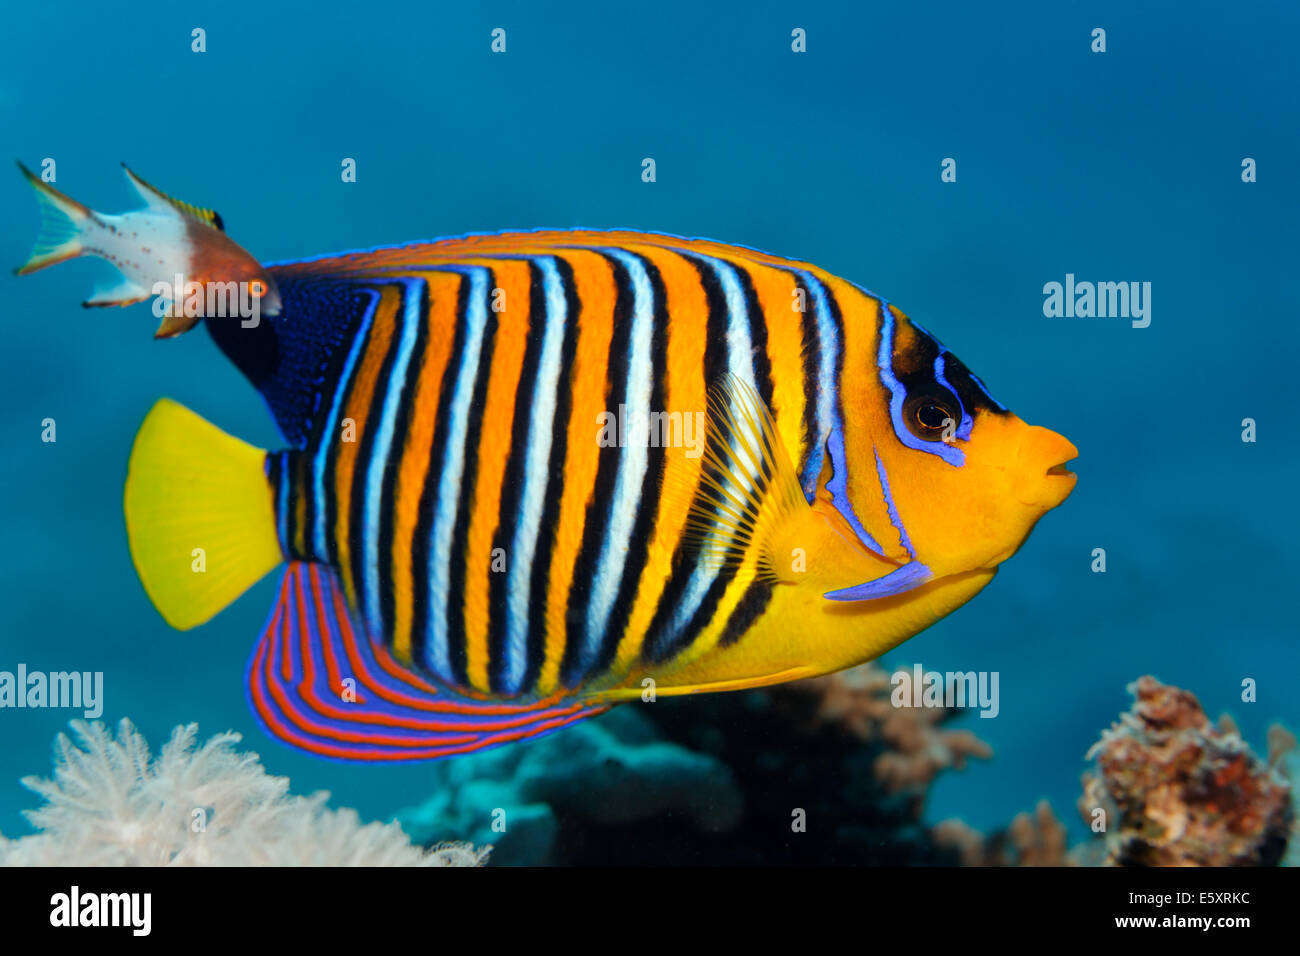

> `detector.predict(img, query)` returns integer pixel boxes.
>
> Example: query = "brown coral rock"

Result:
[1081,675,1293,867]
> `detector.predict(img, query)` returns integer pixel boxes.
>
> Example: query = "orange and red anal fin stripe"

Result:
[246,562,609,761]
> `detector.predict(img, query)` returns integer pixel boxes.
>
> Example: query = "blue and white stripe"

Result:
[360,278,425,640]
[932,353,973,442]
[502,257,569,693]
[663,253,759,646]
[576,249,656,673]
[425,266,491,682]
[313,289,381,560]
[802,273,887,557]
[797,269,837,500]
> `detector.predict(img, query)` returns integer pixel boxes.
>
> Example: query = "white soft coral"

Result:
[0,719,487,867]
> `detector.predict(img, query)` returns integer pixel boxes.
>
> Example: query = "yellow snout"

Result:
[1012,425,1078,511]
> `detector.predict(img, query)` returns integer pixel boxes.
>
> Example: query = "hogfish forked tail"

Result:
[13,161,280,338]
[121,230,1078,762]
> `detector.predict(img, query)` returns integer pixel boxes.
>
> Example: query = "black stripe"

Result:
[298,427,318,559]
[321,287,384,566]
[409,274,470,670]
[521,255,582,694]
[376,280,430,655]
[717,581,774,648]
[264,451,287,557]
[487,263,548,694]
[297,282,358,562]
[589,252,670,679]
[292,451,311,559]
[559,253,633,688]
[732,262,774,406]
[347,284,406,640]
[446,269,499,688]
[791,273,822,495]
[642,252,735,665]
[933,344,1009,417]
[694,255,730,394]
[703,262,784,652]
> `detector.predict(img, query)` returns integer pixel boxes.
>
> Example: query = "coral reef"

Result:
[932,676,1297,867]
[780,664,993,801]
[402,662,992,865]
[933,800,1073,866]
[14,677,1274,867]
[1078,676,1293,866]
[0,719,487,866]
[401,668,1295,867]
[400,705,743,865]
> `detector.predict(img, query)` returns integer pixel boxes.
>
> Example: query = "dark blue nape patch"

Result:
[204,273,375,448]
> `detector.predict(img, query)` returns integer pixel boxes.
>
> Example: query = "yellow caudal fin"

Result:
[14,161,93,274]
[124,399,283,630]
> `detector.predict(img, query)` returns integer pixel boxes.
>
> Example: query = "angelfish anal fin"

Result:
[823,560,933,602]
[120,163,225,232]
[676,372,808,581]
[247,562,609,761]
[82,278,152,308]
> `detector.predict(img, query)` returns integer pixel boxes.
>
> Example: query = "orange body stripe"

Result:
[536,250,617,695]
[333,284,400,609]
[606,243,711,677]
[390,271,462,663]
[461,259,533,692]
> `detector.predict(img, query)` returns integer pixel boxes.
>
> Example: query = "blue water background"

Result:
[0,0,1296,845]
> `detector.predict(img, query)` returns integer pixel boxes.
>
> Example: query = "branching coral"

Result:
[1079,676,1293,866]
[933,800,1073,866]
[783,663,993,798]
[0,719,488,867]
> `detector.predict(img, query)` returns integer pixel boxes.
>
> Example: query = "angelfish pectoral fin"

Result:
[823,561,933,601]
[674,372,809,579]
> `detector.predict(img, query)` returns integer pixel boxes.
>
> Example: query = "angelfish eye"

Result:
[917,404,947,428]
[249,279,266,297]
[903,392,959,440]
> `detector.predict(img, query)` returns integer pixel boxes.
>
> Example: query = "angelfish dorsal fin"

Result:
[679,373,808,581]
[120,163,225,231]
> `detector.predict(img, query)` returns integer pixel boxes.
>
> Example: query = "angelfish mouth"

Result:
[1015,426,1078,507]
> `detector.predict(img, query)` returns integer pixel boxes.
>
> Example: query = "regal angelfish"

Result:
[114,229,1076,760]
